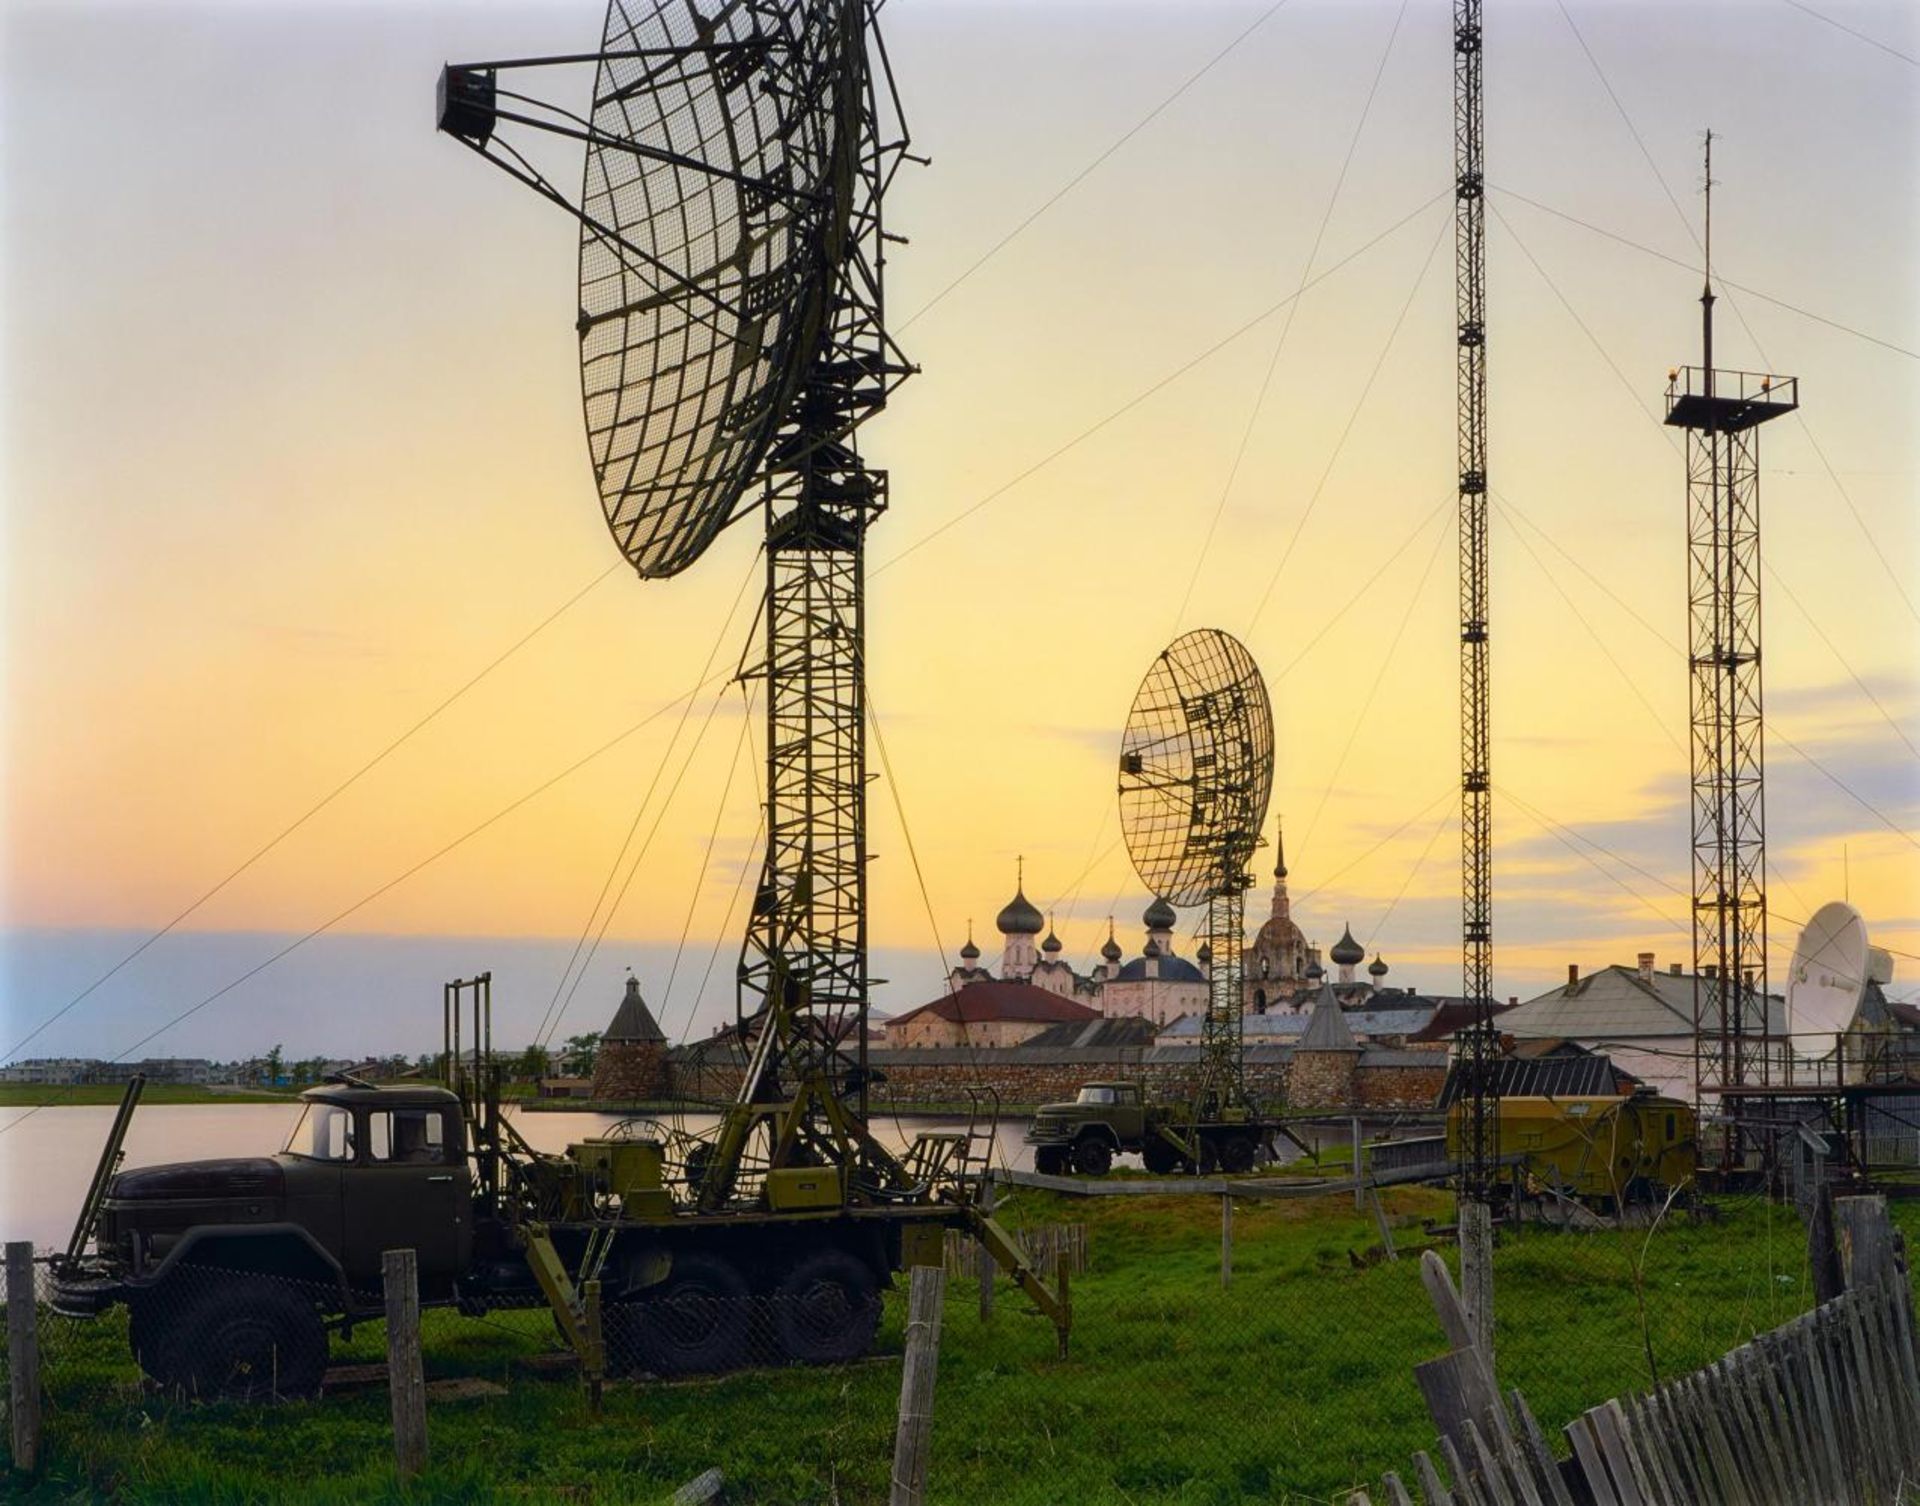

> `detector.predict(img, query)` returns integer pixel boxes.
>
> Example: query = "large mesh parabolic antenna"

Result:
[1118,629,1274,907]
[576,0,851,578]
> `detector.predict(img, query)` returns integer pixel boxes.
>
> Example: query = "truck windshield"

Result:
[285,1102,354,1161]
[1076,1087,1117,1105]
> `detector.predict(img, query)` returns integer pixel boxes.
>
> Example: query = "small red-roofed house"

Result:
[886,980,1101,1049]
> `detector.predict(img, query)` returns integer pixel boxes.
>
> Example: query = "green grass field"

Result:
[5,1187,1883,1505]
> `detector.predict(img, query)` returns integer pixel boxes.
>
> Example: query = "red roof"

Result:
[1407,999,1513,1044]
[889,980,1100,1030]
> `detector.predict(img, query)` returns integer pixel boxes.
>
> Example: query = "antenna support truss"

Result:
[1453,0,1499,1201]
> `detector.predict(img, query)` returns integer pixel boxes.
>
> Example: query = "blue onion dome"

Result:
[1304,958,1325,981]
[1197,941,1213,966]
[996,886,1044,936]
[1368,954,1388,979]
[1101,927,1123,964]
[1143,896,1178,931]
[1330,925,1365,967]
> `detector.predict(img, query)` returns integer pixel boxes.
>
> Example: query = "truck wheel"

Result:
[630,1252,751,1376]
[1033,1147,1069,1176]
[153,1275,326,1401]
[127,1293,166,1374]
[1071,1137,1113,1177]
[1141,1139,1181,1176]
[1217,1134,1258,1175]
[772,1249,880,1366]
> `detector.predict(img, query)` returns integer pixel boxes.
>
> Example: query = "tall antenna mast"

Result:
[1453,0,1498,1199]
[1664,132,1797,1181]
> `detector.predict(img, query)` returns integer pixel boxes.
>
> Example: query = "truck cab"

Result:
[62,1083,473,1312]
[278,1083,474,1285]
[50,1082,477,1401]
[1025,1082,1146,1175]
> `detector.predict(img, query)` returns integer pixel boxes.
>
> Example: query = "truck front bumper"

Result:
[47,1267,124,1319]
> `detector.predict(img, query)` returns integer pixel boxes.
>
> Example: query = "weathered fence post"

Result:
[890,1264,946,1506]
[1459,1199,1495,1369]
[1808,1183,1845,1303]
[1221,1195,1234,1289]
[1352,1117,1366,1213]
[6,1243,40,1476]
[976,1179,995,1324]
[383,1248,428,1481]
[1833,1195,1900,1293]
[583,1277,605,1415]
[1055,1251,1072,1359]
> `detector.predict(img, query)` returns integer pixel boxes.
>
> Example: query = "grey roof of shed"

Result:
[1436,1051,1628,1107]
[1020,1015,1161,1050]
[1503,964,1784,1040]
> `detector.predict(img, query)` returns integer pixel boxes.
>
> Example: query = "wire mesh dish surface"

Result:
[578,0,849,577]
[1117,628,1273,908]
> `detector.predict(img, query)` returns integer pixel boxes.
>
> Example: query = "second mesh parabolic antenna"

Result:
[1117,628,1274,908]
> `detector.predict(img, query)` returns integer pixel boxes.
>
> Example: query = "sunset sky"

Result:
[3,0,1915,1060]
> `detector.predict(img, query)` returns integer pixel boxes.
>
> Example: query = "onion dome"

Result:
[996,886,1044,936]
[1330,925,1365,967]
[1143,938,1162,959]
[1196,941,1213,967]
[1100,924,1123,964]
[959,926,980,962]
[1304,958,1325,982]
[1368,954,1388,979]
[1041,922,1063,955]
[1143,896,1178,932]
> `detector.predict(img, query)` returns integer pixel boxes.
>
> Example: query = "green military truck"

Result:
[1024,1081,1276,1176]
[52,1065,1066,1400]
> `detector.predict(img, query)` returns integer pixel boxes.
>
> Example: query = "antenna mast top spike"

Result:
[1701,129,1716,383]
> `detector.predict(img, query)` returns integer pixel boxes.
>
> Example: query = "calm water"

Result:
[0,1103,1037,1250]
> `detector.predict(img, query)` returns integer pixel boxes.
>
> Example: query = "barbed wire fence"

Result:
[3,1185,1913,1503]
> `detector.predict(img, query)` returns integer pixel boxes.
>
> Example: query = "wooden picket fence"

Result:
[942,1222,1087,1283]
[1354,1195,1920,1506]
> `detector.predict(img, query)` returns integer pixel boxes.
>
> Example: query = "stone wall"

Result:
[662,1041,1438,1113]
[592,1040,666,1102]
[1288,1048,1360,1111]
[1353,1061,1447,1111]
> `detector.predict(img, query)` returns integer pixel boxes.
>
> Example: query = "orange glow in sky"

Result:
[3,0,1916,1056]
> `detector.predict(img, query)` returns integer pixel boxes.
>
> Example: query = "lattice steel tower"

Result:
[1453,0,1497,1196]
[1663,134,1796,1171]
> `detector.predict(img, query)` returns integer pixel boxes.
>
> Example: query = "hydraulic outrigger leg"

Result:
[965,1199,1073,1357]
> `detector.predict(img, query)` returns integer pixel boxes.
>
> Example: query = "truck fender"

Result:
[612,1242,674,1298]
[1074,1122,1119,1147]
[136,1223,352,1311]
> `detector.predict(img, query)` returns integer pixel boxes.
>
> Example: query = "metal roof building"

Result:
[1501,959,1786,1101]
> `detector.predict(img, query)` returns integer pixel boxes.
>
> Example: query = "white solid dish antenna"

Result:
[1785,900,1871,1051]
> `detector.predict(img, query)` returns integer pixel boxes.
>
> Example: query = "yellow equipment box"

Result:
[763,1165,845,1211]
[568,1137,673,1219]
[1448,1091,1694,1203]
